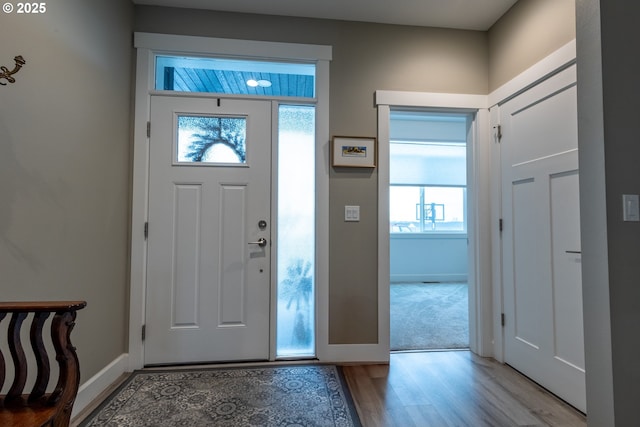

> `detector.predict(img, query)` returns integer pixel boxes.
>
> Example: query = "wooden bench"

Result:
[0,301,86,427]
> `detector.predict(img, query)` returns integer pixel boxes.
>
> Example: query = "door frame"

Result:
[128,32,332,370]
[376,91,492,356]
[376,39,577,358]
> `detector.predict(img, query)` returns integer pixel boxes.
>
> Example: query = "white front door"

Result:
[145,96,272,365]
[500,64,586,412]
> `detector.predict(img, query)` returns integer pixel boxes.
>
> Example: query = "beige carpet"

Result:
[390,282,469,351]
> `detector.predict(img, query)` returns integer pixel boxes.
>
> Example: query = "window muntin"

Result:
[156,56,316,98]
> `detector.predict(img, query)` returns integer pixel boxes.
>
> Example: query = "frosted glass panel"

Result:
[276,105,315,357]
[177,115,246,164]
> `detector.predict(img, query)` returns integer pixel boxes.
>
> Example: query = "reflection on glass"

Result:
[177,115,246,164]
[276,105,316,358]
[156,56,316,98]
[390,186,466,233]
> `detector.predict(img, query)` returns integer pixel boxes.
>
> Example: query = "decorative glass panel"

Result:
[177,115,246,164]
[276,105,316,357]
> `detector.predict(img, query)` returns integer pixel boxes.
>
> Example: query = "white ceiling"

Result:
[132,0,519,31]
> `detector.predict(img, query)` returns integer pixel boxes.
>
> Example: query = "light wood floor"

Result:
[342,351,586,427]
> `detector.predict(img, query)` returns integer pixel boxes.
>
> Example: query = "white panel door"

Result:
[145,96,271,365]
[501,64,586,412]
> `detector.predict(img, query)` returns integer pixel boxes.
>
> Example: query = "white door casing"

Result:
[145,96,272,365]
[129,34,332,370]
[500,64,586,412]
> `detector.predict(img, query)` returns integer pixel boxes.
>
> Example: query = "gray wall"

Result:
[0,0,134,381]
[488,0,576,91]
[135,6,489,344]
[134,2,576,345]
[0,0,579,385]
[577,2,640,425]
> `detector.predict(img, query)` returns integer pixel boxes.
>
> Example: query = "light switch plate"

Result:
[345,205,360,222]
[623,194,640,222]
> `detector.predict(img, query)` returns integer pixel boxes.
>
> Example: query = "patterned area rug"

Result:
[80,365,361,427]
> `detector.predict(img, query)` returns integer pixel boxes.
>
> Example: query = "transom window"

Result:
[156,56,316,98]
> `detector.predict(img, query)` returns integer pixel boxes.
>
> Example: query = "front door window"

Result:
[176,115,247,164]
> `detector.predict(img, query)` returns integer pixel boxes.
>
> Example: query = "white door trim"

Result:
[488,40,577,108]
[129,33,331,370]
[373,40,577,362]
[376,92,493,358]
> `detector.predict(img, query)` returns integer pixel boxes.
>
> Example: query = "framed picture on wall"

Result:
[332,136,377,168]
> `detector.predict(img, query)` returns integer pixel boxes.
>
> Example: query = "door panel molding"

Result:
[499,63,585,412]
[145,96,271,365]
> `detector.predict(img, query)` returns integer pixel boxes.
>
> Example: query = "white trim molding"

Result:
[376,91,493,358]
[370,40,577,363]
[134,32,332,61]
[391,274,469,283]
[376,91,488,109]
[129,33,331,370]
[72,353,129,419]
[488,40,576,107]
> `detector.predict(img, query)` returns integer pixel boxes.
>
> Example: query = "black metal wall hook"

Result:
[0,55,26,85]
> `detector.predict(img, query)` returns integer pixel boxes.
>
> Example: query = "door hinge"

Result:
[144,222,149,239]
[501,313,505,327]
[499,218,503,233]
[493,124,502,143]
[142,324,146,341]
[147,121,150,138]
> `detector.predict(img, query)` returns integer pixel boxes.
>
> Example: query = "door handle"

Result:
[248,237,267,247]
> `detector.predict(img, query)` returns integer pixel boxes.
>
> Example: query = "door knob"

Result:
[248,237,267,247]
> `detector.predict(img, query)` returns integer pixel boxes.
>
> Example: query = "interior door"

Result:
[500,64,586,412]
[145,96,272,365]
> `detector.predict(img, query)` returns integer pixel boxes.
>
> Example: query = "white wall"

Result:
[390,234,467,282]
[389,112,468,283]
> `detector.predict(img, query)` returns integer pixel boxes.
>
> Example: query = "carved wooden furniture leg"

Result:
[0,301,86,427]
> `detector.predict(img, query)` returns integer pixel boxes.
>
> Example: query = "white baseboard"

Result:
[320,344,389,364]
[72,353,130,418]
[390,273,468,283]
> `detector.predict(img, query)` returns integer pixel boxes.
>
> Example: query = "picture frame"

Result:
[332,136,377,168]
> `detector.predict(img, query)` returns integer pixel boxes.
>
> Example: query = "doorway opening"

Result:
[389,110,470,351]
